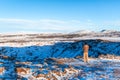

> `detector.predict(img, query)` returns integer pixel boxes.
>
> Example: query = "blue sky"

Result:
[0,0,120,33]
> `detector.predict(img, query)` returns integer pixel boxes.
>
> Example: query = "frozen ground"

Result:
[0,31,120,80]
[0,57,120,80]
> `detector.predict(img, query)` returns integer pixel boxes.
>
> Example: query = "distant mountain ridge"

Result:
[100,29,120,33]
[70,30,95,34]
[71,29,120,34]
[70,29,120,37]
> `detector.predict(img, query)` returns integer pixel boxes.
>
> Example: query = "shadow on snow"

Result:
[0,39,120,79]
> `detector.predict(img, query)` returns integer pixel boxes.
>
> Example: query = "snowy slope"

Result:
[0,39,120,61]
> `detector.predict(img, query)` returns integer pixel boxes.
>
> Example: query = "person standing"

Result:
[83,44,89,63]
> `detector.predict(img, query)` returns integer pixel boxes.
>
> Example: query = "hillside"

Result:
[0,39,120,61]
[0,32,120,80]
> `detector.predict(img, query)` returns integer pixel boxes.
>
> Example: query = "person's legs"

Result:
[83,52,85,62]
[84,52,87,62]
[86,52,88,63]
[84,52,86,62]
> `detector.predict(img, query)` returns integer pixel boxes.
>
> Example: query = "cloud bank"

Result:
[0,18,120,33]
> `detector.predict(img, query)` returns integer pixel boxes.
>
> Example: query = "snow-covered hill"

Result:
[101,29,119,33]
[70,30,94,34]
[0,39,120,62]
[0,30,120,47]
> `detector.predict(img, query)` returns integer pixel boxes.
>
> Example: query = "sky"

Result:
[0,0,120,33]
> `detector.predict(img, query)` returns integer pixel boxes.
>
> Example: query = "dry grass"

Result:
[16,62,31,65]
[54,58,75,64]
[0,67,5,74]
[0,55,9,59]
[16,68,30,75]
[99,54,120,60]
[31,67,79,80]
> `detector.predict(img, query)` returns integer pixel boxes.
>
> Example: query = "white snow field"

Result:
[0,30,120,80]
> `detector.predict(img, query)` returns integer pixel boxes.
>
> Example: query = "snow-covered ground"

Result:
[0,57,120,80]
[0,30,120,47]
[0,32,120,80]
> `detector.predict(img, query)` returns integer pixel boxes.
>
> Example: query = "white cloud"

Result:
[0,18,82,32]
[0,18,120,33]
[0,18,34,23]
